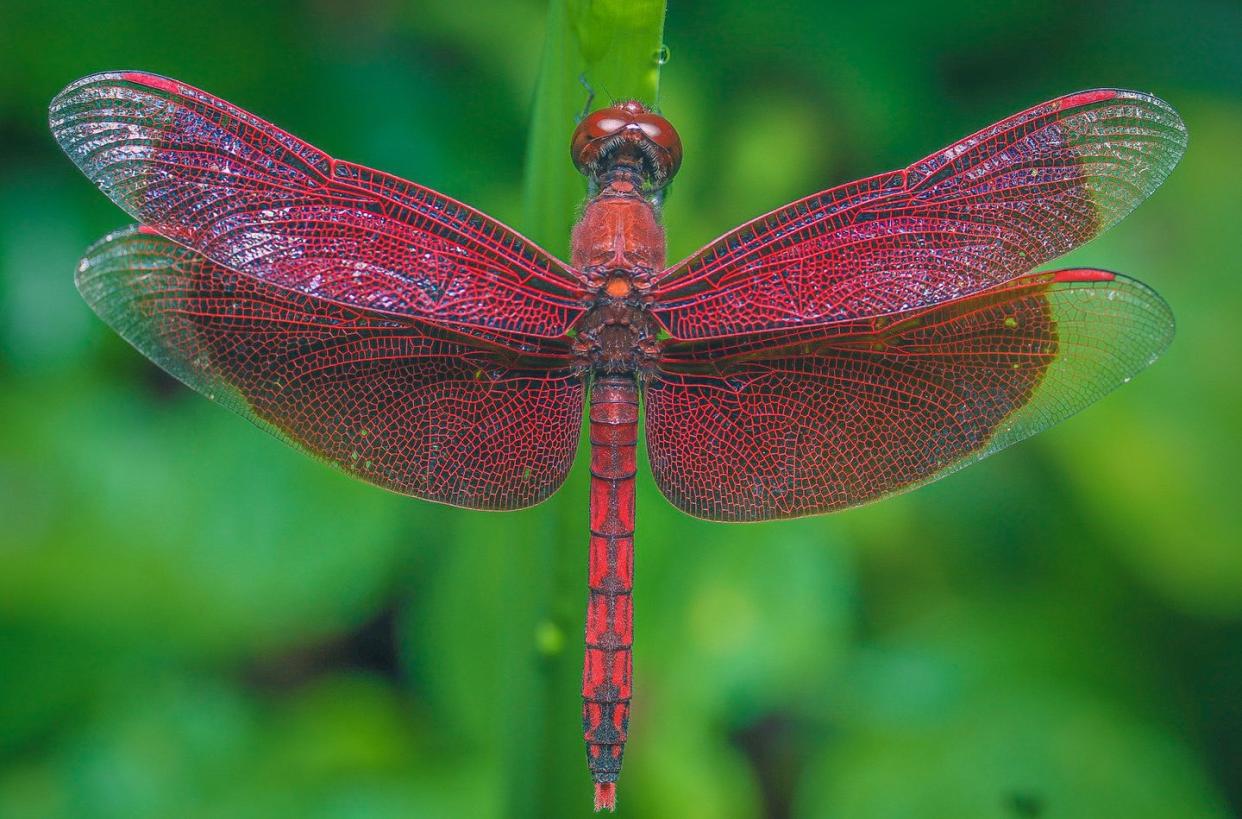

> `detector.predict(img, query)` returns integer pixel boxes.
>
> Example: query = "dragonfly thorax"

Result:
[570,168,667,375]
[571,188,666,281]
[572,297,661,375]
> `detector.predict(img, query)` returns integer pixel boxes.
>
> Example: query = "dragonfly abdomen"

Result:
[584,373,637,811]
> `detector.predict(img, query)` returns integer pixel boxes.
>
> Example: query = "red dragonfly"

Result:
[52,72,1184,810]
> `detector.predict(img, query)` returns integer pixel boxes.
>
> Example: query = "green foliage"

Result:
[2,0,1242,817]
[523,0,667,251]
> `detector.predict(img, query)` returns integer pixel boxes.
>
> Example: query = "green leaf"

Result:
[522,0,668,254]
[500,3,668,815]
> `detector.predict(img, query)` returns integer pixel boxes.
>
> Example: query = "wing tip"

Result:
[75,224,145,294]
[1052,87,1188,218]
[49,70,183,135]
[51,70,144,103]
[1059,87,1188,147]
[1049,267,1176,353]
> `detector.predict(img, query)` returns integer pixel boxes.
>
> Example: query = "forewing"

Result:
[51,71,588,341]
[78,226,584,510]
[653,90,1185,340]
[646,270,1172,521]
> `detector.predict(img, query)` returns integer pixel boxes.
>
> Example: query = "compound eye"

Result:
[571,108,635,172]
[637,121,665,142]
[636,116,680,153]
[635,114,683,182]
[575,110,628,144]
[588,116,628,138]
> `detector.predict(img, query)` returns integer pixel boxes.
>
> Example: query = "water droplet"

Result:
[1107,290,1117,301]
[535,620,564,656]
[654,44,671,65]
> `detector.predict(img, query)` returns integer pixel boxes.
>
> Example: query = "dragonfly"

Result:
[51,72,1185,811]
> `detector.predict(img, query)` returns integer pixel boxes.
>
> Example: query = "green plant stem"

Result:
[523,0,668,255]
[516,1,666,815]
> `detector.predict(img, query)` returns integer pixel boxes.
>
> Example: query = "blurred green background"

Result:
[2,1,1241,817]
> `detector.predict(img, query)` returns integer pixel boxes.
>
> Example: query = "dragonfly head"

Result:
[571,101,682,191]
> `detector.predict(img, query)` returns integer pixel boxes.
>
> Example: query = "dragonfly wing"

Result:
[653,89,1185,340]
[645,269,1172,521]
[78,226,584,510]
[51,71,588,342]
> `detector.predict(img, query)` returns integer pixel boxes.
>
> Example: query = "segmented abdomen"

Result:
[583,374,637,811]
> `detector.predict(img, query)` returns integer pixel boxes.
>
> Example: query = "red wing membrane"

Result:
[646,270,1173,521]
[51,72,588,342]
[653,90,1185,340]
[78,226,584,510]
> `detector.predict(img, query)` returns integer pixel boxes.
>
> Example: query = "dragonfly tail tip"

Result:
[593,782,616,812]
